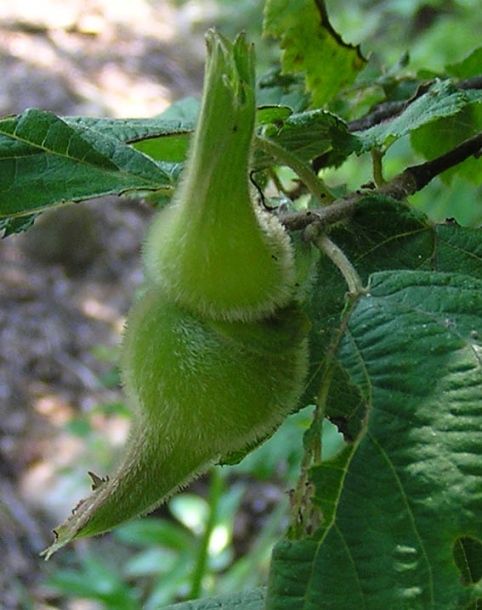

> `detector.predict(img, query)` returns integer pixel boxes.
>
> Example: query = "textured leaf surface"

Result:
[268,270,482,609]
[66,114,195,164]
[65,115,194,145]
[304,195,433,428]
[162,588,265,610]
[127,106,358,168]
[0,106,359,220]
[263,0,366,107]
[358,80,482,150]
[305,195,482,433]
[256,71,310,112]
[0,109,175,218]
[257,109,359,167]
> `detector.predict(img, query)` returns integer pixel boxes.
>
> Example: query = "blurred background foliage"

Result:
[4,0,482,608]
[323,0,482,226]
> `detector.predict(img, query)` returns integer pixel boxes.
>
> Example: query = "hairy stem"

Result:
[371,148,386,186]
[312,234,364,295]
[255,135,335,204]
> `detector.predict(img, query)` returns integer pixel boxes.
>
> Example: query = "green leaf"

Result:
[162,587,266,610]
[453,537,482,585]
[432,223,482,276]
[257,70,310,112]
[0,104,358,220]
[263,0,366,107]
[357,80,482,150]
[411,103,482,184]
[156,97,201,122]
[48,554,138,609]
[132,131,191,164]
[65,96,200,144]
[304,195,433,432]
[0,109,175,218]
[257,105,293,126]
[446,46,482,79]
[304,195,482,433]
[0,213,37,236]
[257,109,360,167]
[132,106,294,164]
[268,270,482,609]
[66,115,195,165]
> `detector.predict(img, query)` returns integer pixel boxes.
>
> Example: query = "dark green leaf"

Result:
[0,109,175,218]
[304,195,433,430]
[269,270,482,609]
[257,109,360,167]
[453,537,482,585]
[305,196,482,432]
[432,223,482,276]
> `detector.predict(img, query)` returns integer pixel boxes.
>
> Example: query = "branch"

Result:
[346,75,482,134]
[347,100,406,133]
[280,196,357,232]
[282,131,482,232]
[400,131,482,192]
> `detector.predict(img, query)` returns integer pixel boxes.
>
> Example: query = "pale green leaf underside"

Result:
[269,270,482,609]
[68,113,195,164]
[77,107,356,167]
[65,115,194,145]
[410,103,482,185]
[358,80,482,150]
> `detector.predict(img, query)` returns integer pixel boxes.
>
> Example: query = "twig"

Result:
[312,235,364,295]
[459,75,482,91]
[346,75,482,134]
[371,148,386,186]
[347,100,407,133]
[282,131,482,232]
[255,135,335,204]
[399,131,482,192]
[280,196,357,232]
